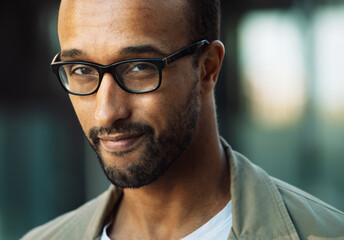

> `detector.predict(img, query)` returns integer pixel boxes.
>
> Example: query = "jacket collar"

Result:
[85,185,122,240]
[222,138,299,240]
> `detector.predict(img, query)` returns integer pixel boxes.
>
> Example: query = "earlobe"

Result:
[199,40,225,96]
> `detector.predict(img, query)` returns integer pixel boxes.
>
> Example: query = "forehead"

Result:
[58,0,190,61]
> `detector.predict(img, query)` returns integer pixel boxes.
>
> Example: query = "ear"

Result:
[198,40,225,96]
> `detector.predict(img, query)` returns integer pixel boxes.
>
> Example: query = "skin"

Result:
[58,0,229,239]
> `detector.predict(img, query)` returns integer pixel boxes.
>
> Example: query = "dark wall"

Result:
[1,2,88,239]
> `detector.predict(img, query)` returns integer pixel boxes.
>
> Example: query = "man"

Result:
[22,0,344,239]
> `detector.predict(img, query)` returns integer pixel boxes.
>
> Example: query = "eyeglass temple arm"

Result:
[51,53,61,64]
[163,40,209,66]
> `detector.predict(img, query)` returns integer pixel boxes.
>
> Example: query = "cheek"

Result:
[69,96,96,133]
[136,81,190,131]
[134,93,169,129]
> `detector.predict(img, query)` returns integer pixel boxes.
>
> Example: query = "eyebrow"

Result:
[60,45,168,61]
[61,49,86,59]
[119,45,168,57]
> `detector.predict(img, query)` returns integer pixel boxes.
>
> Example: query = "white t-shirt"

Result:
[101,200,232,240]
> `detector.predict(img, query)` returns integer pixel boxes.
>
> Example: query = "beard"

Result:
[87,79,200,189]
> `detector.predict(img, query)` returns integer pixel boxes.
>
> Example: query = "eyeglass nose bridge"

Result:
[95,61,164,94]
[96,64,129,93]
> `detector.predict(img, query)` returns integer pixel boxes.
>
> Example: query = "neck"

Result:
[109,109,231,240]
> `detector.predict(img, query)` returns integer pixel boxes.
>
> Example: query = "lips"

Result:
[99,132,145,152]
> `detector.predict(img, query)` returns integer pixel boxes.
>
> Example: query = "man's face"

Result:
[58,0,201,188]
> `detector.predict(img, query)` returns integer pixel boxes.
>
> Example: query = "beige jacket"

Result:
[22,140,344,240]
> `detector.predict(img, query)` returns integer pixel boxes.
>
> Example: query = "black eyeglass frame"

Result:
[51,39,209,96]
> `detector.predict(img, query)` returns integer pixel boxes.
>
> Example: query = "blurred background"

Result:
[1,0,344,238]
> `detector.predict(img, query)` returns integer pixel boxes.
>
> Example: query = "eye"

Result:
[115,61,158,79]
[131,63,156,72]
[70,65,97,75]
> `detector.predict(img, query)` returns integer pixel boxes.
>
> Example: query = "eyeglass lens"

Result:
[58,61,160,94]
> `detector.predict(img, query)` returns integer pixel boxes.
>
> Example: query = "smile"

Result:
[99,132,145,153]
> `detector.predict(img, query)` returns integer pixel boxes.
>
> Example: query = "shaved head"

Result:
[58,0,192,53]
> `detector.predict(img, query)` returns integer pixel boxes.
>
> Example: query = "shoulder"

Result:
[21,193,104,240]
[21,186,120,240]
[272,177,344,238]
[225,143,344,239]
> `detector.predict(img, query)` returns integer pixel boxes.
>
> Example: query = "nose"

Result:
[95,73,131,128]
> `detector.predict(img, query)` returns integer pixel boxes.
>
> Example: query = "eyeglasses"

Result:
[51,40,209,96]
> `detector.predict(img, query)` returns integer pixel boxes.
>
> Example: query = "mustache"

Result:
[88,122,154,144]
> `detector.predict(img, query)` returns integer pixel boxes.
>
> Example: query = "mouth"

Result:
[99,132,145,153]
